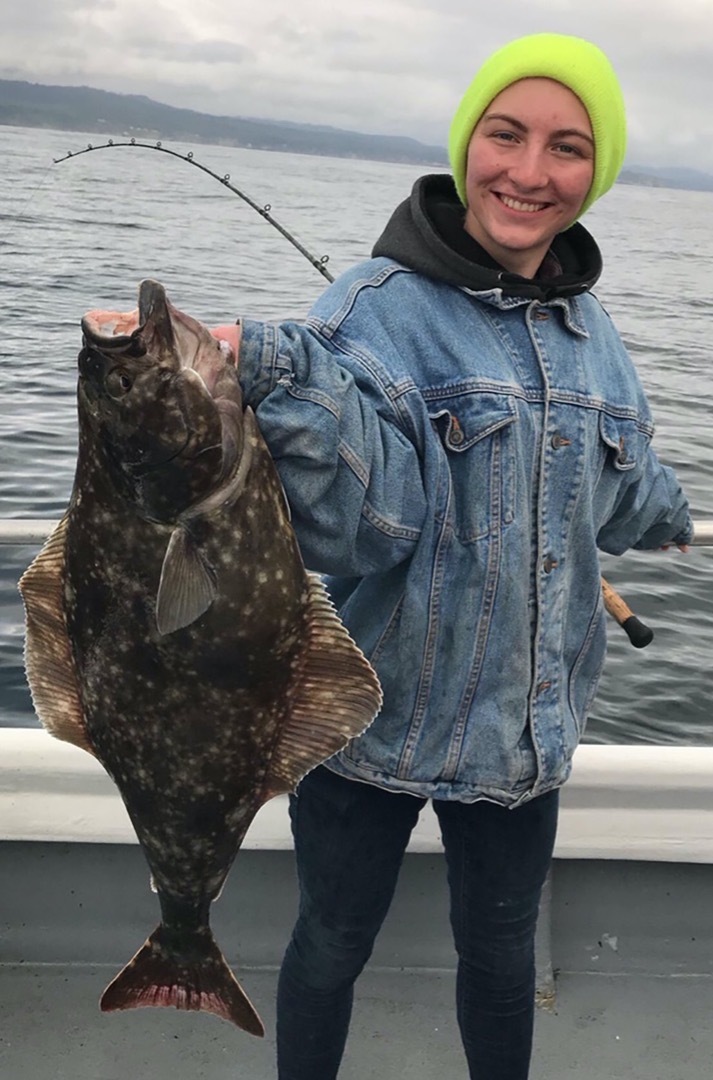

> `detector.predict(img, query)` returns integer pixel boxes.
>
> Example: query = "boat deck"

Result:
[2,841,712,1080]
[3,964,711,1080]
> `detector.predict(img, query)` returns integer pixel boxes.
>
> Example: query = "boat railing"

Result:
[3,517,713,1002]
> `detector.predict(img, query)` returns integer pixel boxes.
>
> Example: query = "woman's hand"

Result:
[210,323,242,364]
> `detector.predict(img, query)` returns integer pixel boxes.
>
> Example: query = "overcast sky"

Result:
[1,0,712,172]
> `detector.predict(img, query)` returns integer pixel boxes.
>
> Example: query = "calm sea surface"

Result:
[1,124,712,743]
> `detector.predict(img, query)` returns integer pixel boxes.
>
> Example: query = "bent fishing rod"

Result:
[53,139,336,284]
[53,138,700,649]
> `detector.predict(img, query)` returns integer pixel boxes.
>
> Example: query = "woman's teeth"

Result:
[499,194,546,213]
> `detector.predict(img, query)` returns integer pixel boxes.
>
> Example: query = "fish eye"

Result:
[106,368,134,398]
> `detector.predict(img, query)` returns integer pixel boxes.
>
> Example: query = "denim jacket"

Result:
[237,179,691,806]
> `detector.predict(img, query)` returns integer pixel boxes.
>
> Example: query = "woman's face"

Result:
[463,78,595,278]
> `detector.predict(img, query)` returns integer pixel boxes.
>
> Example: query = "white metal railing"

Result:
[0,520,62,545]
[1,729,713,861]
[3,518,713,545]
[3,518,713,862]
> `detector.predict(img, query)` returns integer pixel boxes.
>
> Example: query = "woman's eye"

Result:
[554,143,584,157]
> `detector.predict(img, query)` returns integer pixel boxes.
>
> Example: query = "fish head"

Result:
[78,280,244,522]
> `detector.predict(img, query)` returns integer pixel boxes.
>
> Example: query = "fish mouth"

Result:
[79,281,166,356]
[81,315,146,356]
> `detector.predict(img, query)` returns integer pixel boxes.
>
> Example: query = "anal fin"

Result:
[265,575,382,796]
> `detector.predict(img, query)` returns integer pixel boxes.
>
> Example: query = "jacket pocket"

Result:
[429,391,517,543]
[598,411,648,473]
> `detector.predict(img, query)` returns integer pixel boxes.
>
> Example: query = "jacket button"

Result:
[535,310,550,321]
[537,680,552,694]
[448,416,465,446]
[543,555,558,573]
[551,433,571,449]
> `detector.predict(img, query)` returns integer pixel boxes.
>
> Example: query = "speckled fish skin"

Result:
[19,280,382,1036]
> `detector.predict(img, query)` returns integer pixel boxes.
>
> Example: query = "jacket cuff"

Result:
[672,515,694,547]
[238,319,280,407]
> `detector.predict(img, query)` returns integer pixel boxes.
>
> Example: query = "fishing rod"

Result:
[53,137,696,649]
[601,578,653,648]
[602,522,713,647]
[53,139,336,284]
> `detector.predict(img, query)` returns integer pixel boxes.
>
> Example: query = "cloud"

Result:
[1,0,712,171]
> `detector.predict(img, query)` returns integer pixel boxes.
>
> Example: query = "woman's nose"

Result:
[507,148,549,191]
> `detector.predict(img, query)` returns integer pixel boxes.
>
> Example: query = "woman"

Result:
[216,32,692,1079]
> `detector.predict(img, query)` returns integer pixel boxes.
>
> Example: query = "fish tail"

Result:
[100,923,264,1036]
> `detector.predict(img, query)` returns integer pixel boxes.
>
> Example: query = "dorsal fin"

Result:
[18,515,93,755]
[265,575,382,797]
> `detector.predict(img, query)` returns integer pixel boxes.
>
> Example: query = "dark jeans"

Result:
[276,765,559,1080]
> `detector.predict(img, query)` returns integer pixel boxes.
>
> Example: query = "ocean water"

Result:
[1,124,712,743]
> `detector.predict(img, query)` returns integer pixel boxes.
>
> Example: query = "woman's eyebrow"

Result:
[482,112,527,131]
[552,127,594,146]
[482,113,593,146]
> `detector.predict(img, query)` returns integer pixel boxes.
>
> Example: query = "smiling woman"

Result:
[203,30,695,1080]
[462,79,595,276]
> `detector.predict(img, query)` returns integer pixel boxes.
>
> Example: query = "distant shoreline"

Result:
[2,78,713,192]
[0,79,448,169]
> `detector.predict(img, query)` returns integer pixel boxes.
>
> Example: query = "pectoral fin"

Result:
[155,528,217,635]
[265,575,382,797]
[18,515,93,754]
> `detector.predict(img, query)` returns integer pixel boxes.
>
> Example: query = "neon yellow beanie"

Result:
[448,33,627,218]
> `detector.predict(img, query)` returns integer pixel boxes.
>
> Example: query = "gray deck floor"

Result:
[1,964,711,1079]
[1,963,713,1080]
[3,842,713,1078]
